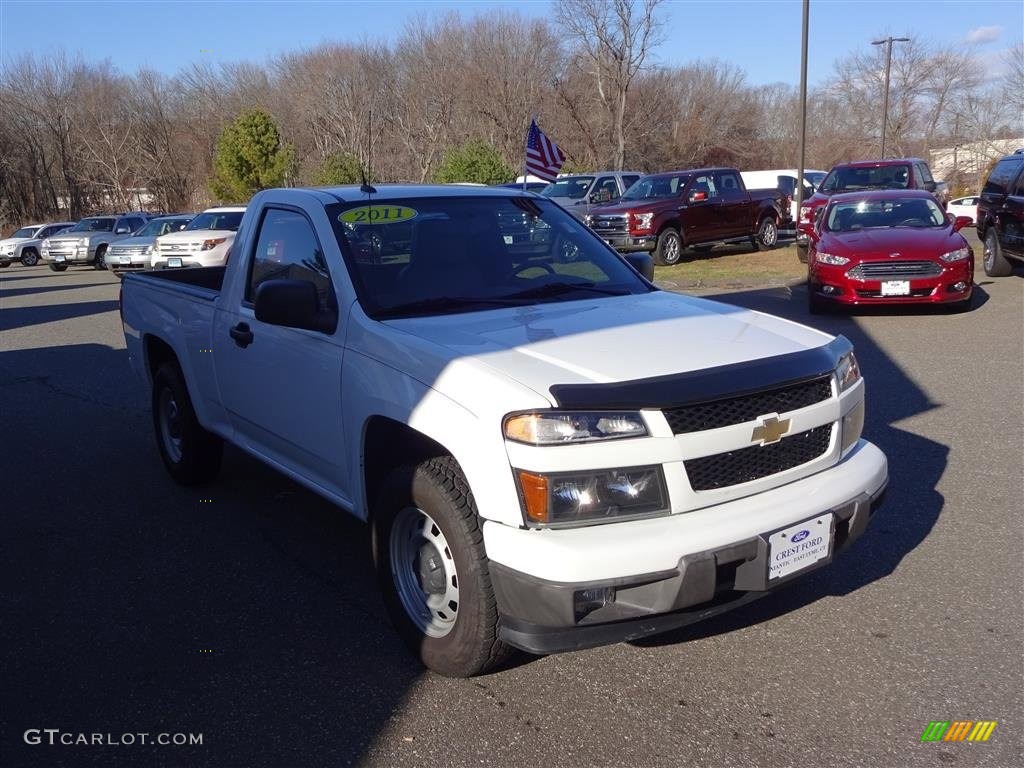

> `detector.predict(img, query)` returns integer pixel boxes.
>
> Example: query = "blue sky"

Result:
[1,0,1020,86]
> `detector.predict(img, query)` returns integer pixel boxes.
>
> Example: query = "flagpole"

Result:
[523,116,532,192]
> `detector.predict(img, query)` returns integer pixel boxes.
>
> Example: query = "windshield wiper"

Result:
[504,281,631,299]
[378,295,523,318]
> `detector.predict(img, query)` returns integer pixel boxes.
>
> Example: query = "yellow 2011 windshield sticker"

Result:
[338,205,417,225]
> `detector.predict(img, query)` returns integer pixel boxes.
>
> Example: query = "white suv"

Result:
[152,206,245,269]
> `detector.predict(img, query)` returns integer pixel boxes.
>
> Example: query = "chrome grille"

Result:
[847,261,942,279]
[159,242,199,254]
[684,424,833,491]
[110,245,149,257]
[663,375,833,435]
[588,214,628,236]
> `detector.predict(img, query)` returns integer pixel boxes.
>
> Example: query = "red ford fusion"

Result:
[807,189,974,313]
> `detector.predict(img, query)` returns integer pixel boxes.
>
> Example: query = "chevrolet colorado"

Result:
[121,185,888,677]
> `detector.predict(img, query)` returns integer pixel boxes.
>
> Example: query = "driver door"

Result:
[681,174,723,243]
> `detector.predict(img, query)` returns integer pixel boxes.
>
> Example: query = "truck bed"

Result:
[126,266,227,295]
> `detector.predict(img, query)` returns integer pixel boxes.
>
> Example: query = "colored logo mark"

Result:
[920,721,997,742]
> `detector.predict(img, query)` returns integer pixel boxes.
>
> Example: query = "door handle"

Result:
[229,322,254,348]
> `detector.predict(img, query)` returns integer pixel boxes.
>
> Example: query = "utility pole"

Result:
[871,36,910,157]
[796,0,810,218]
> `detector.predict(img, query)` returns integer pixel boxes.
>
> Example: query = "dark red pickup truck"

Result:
[796,158,948,262]
[584,168,789,265]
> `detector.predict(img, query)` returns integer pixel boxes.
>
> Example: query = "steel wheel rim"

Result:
[664,234,680,264]
[983,234,995,270]
[761,220,777,246]
[23,252,38,266]
[389,506,459,638]
[158,388,183,463]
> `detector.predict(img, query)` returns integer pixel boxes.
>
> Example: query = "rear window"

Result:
[821,165,911,192]
[540,177,595,200]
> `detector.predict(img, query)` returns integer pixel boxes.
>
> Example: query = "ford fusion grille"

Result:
[684,424,833,491]
[663,375,833,435]
[588,215,628,235]
[847,261,942,279]
[111,246,148,257]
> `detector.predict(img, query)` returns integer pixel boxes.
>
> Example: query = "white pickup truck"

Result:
[121,185,888,677]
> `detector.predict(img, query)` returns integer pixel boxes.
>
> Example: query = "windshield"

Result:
[68,218,115,233]
[11,227,38,238]
[825,197,947,231]
[821,164,911,192]
[540,177,594,200]
[621,174,688,201]
[806,172,826,189]
[329,197,653,319]
[185,211,243,232]
[137,218,192,237]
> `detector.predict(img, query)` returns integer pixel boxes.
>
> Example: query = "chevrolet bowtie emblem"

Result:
[751,415,791,445]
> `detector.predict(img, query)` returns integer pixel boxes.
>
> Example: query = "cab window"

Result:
[246,208,336,313]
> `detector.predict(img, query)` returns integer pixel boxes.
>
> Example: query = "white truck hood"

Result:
[159,229,237,245]
[381,291,833,407]
[0,237,32,247]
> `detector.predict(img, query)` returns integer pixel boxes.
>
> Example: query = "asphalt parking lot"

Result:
[2,247,1022,768]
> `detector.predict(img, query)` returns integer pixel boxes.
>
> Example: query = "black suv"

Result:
[977,150,1024,276]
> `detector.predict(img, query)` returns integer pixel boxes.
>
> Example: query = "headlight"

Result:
[816,251,849,266]
[939,246,969,262]
[516,466,669,526]
[144,244,153,255]
[583,214,593,226]
[836,350,861,392]
[201,238,226,251]
[504,411,648,445]
[841,399,865,453]
[800,205,812,221]
[41,239,51,248]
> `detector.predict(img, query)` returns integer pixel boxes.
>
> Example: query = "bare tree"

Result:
[555,0,665,169]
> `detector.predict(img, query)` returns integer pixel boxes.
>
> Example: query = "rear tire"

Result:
[755,216,779,250]
[49,263,68,272]
[151,362,223,485]
[94,245,108,270]
[372,456,514,677]
[653,228,683,266]
[0,261,9,268]
[21,248,40,267]
[796,243,809,264]
[982,229,1012,277]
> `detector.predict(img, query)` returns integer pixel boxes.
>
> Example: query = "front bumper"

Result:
[108,257,152,272]
[42,245,94,265]
[593,233,657,253]
[485,439,887,653]
[809,258,973,306]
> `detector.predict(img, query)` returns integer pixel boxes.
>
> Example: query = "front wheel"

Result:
[49,263,68,272]
[93,246,107,270]
[755,217,779,250]
[982,229,1012,277]
[151,362,223,485]
[372,457,513,677]
[653,228,683,266]
[21,248,40,266]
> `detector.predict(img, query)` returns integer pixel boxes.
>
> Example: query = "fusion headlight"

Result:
[939,246,969,262]
[516,466,669,526]
[504,411,648,445]
[816,251,850,266]
[836,350,861,393]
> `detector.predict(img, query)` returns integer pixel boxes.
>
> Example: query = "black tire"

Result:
[49,263,68,272]
[653,228,683,266]
[93,245,108,270]
[982,229,1012,277]
[796,243,809,264]
[755,216,779,250]
[151,362,222,485]
[21,248,40,267]
[0,261,9,268]
[372,456,514,677]
[807,284,828,315]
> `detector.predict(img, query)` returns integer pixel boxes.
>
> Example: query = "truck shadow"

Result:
[0,300,120,332]
[632,282,948,648]
[1,342,422,768]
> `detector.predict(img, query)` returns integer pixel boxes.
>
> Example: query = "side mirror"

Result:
[254,278,336,333]
[115,227,131,234]
[952,215,973,232]
[623,252,654,281]
[923,180,936,192]
[688,190,708,203]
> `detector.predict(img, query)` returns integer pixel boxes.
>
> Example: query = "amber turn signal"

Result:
[517,470,549,524]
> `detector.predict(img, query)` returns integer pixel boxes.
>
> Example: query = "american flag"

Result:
[524,119,566,182]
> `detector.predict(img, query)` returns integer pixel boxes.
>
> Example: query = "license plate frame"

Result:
[167,257,182,268]
[767,512,834,582]
[880,280,910,296]
[119,255,131,265]
[54,254,65,262]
